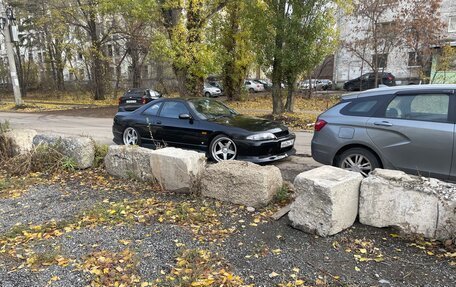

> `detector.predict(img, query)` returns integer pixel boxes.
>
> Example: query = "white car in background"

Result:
[244,80,265,93]
[203,83,222,97]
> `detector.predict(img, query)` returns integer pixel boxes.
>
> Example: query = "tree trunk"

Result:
[88,13,106,100]
[285,79,295,112]
[54,41,65,90]
[131,48,141,88]
[271,0,286,115]
[222,2,239,101]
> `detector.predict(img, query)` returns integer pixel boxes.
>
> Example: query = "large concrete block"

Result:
[33,134,95,169]
[288,166,363,237]
[360,169,456,240]
[104,145,156,181]
[4,129,37,155]
[200,161,282,208]
[150,147,206,192]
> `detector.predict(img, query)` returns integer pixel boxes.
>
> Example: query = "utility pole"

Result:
[0,1,22,106]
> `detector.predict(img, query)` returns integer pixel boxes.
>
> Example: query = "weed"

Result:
[0,122,17,162]
[0,120,10,133]
[274,185,292,203]
[61,156,77,171]
[93,143,108,168]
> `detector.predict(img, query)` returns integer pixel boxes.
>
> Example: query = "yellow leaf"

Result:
[295,279,305,285]
[272,249,282,255]
[269,272,280,278]
[359,248,367,254]
[355,266,361,272]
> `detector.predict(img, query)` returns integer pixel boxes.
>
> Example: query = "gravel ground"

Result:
[0,178,455,287]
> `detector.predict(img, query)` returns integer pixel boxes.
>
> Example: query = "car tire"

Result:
[248,88,254,93]
[336,147,380,176]
[122,127,141,146]
[346,84,355,91]
[205,92,211,97]
[209,134,237,162]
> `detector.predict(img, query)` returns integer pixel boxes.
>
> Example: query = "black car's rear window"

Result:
[340,98,381,117]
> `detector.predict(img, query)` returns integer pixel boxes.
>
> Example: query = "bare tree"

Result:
[400,0,446,82]
[343,0,405,87]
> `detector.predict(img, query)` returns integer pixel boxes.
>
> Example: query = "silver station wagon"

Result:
[312,85,456,180]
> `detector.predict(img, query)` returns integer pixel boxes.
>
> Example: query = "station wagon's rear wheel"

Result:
[337,148,380,176]
[123,127,141,146]
[209,135,237,162]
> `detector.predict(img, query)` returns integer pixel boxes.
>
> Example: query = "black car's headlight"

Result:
[246,132,277,141]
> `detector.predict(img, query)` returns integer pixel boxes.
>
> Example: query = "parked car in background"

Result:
[298,79,321,90]
[311,85,456,180]
[113,98,296,163]
[244,80,265,93]
[319,79,333,90]
[207,81,224,95]
[343,72,396,91]
[253,79,273,90]
[203,83,222,97]
[118,88,161,112]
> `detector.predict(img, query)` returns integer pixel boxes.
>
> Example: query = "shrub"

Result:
[0,121,16,162]
[3,142,70,176]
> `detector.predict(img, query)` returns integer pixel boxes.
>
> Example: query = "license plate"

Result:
[280,139,294,148]
[126,100,136,104]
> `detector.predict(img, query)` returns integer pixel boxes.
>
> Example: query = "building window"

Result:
[373,54,388,68]
[449,16,456,33]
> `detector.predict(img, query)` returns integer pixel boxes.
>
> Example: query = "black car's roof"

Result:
[342,84,456,100]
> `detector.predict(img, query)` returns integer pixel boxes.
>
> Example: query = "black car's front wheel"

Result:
[209,135,237,162]
[336,148,380,177]
[123,127,141,146]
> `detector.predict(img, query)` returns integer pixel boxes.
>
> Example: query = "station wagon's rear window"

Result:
[340,99,380,117]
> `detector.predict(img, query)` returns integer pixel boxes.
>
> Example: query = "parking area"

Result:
[0,111,319,182]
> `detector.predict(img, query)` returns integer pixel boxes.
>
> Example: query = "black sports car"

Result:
[112,98,296,163]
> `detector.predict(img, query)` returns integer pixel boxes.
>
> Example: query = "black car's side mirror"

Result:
[179,113,192,120]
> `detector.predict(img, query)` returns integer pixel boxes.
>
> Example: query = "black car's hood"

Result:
[208,114,286,133]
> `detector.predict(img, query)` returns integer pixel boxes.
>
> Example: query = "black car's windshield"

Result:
[188,99,236,119]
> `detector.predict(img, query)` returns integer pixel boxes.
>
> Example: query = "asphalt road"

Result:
[0,111,319,181]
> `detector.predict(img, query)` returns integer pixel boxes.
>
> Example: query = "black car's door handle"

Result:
[374,121,393,127]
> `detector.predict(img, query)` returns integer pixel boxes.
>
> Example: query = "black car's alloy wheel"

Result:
[123,127,140,145]
[337,148,380,177]
[210,135,237,162]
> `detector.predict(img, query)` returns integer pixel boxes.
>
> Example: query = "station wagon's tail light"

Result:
[141,97,147,104]
[314,119,327,132]
[118,97,122,105]
[387,75,393,80]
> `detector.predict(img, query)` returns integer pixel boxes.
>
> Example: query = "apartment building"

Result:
[333,0,456,87]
